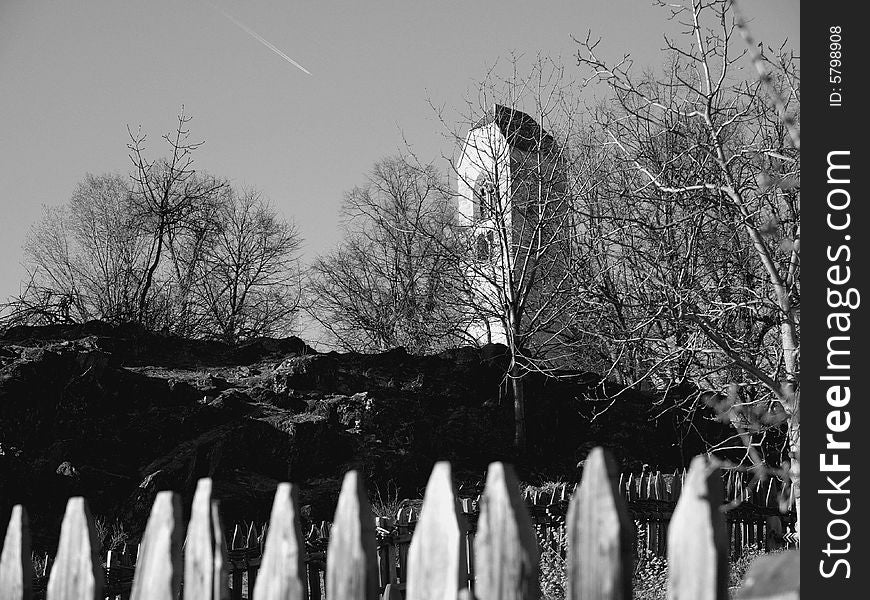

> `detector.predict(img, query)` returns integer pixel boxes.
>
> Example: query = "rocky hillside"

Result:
[0,322,721,550]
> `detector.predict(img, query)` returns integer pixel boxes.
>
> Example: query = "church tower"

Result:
[456,105,569,345]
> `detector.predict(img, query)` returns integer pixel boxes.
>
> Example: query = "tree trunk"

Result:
[138,224,164,322]
[510,363,526,453]
[784,384,800,540]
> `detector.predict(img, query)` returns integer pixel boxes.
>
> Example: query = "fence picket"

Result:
[670,470,681,502]
[382,584,402,600]
[396,509,411,585]
[474,462,539,600]
[231,523,244,599]
[666,456,727,600]
[764,480,775,508]
[47,497,104,600]
[307,563,322,600]
[129,491,183,600]
[625,474,634,502]
[212,501,229,600]
[184,479,226,600]
[326,471,379,600]
[566,448,633,600]
[406,462,468,600]
[253,483,307,600]
[652,472,663,501]
[0,505,32,600]
[247,522,260,593]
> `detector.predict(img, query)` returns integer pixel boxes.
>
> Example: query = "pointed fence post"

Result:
[47,497,104,600]
[670,470,682,502]
[474,462,539,600]
[0,505,32,600]
[212,501,229,600]
[625,474,635,503]
[253,483,307,600]
[129,491,184,600]
[184,478,228,600]
[651,472,664,501]
[326,470,378,600]
[406,462,468,600]
[666,456,728,600]
[246,523,260,594]
[383,584,402,600]
[566,448,633,600]
[231,523,244,599]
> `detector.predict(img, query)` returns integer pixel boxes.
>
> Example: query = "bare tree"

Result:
[432,56,601,451]
[1,173,150,326]
[306,156,464,353]
[1,110,304,345]
[574,0,800,519]
[193,188,302,344]
[127,106,227,327]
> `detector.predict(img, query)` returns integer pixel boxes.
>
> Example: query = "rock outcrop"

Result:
[0,322,720,550]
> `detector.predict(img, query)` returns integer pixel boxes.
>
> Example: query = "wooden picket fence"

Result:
[0,448,799,600]
[13,470,796,600]
[520,467,797,559]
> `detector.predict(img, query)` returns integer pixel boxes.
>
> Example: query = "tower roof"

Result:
[472,104,555,153]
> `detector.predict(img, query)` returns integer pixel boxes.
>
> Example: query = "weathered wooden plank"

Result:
[651,472,663,500]
[566,448,633,600]
[647,519,659,558]
[247,523,258,548]
[474,462,539,600]
[670,470,682,502]
[129,491,183,600]
[375,517,392,590]
[184,478,227,600]
[47,497,104,600]
[247,522,260,593]
[212,501,229,600]
[387,538,398,587]
[737,550,799,600]
[382,583,402,600]
[253,483,307,600]
[406,462,468,600]
[765,479,775,508]
[260,523,269,551]
[326,470,378,600]
[396,510,411,585]
[231,525,243,550]
[725,470,734,502]
[666,456,727,600]
[734,520,744,559]
[308,563,322,600]
[229,521,243,599]
[0,505,32,600]
[465,530,475,594]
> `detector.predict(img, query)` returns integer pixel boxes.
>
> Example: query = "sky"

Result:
[0,0,798,341]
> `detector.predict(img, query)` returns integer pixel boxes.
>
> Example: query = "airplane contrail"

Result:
[207,2,311,75]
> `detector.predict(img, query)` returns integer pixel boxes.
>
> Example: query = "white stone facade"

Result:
[456,105,567,346]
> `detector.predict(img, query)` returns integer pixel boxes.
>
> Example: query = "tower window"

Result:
[476,233,490,260]
[476,230,496,261]
[474,175,498,220]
